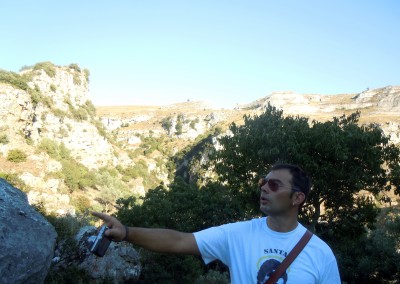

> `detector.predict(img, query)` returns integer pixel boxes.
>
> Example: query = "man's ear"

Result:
[292,191,305,206]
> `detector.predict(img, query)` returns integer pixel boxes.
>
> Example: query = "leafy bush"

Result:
[68,63,81,73]
[190,118,200,130]
[161,116,173,131]
[73,73,81,85]
[121,160,149,180]
[83,68,90,82]
[61,159,96,192]
[50,84,57,92]
[94,120,108,139]
[7,149,27,163]
[71,195,92,213]
[71,107,88,121]
[30,84,53,108]
[176,114,184,135]
[94,170,132,211]
[0,70,29,91]
[33,61,56,78]
[175,120,183,135]
[64,98,89,121]
[139,135,173,156]
[0,133,9,144]
[83,100,96,118]
[38,138,70,160]
[52,108,67,118]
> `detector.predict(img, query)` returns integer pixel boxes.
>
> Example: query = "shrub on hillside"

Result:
[30,84,53,108]
[33,61,56,78]
[7,149,27,163]
[0,70,29,91]
[71,107,88,121]
[52,108,67,118]
[94,120,108,139]
[68,63,81,73]
[0,133,9,144]
[71,195,92,213]
[73,73,81,85]
[83,68,90,82]
[61,159,96,192]
[161,116,173,131]
[37,138,70,160]
[83,100,96,118]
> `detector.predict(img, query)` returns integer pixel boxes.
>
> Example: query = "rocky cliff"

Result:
[97,86,400,146]
[0,63,136,214]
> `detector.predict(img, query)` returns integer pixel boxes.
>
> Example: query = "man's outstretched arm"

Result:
[91,212,200,256]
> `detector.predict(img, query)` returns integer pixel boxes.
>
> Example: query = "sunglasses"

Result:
[258,176,301,192]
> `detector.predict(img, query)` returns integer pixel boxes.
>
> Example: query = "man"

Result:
[92,163,341,283]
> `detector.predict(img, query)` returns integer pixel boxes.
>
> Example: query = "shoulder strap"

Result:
[266,230,313,284]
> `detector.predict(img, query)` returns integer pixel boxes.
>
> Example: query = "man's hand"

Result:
[92,212,200,255]
[91,212,127,242]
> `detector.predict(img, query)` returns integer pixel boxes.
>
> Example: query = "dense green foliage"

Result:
[0,69,30,90]
[175,114,184,135]
[7,149,27,163]
[33,61,57,77]
[161,116,173,132]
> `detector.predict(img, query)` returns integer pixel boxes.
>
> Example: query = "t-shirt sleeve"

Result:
[319,256,341,284]
[193,224,232,265]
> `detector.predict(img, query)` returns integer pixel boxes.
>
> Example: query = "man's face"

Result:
[259,169,294,216]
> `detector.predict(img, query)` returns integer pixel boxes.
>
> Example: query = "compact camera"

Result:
[88,225,112,257]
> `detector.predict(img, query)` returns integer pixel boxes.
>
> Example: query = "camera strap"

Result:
[266,230,313,284]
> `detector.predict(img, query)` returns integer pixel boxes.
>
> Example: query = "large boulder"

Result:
[0,179,57,284]
[51,226,141,283]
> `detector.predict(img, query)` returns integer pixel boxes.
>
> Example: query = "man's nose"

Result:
[260,184,269,192]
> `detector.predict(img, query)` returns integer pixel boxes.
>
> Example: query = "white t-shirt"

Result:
[194,217,341,284]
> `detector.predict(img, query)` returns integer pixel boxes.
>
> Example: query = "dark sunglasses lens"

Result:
[259,178,279,192]
[268,180,279,192]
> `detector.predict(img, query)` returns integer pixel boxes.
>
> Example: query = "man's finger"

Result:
[91,211,112,222]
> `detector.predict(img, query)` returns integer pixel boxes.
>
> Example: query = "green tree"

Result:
[209,105,400,282]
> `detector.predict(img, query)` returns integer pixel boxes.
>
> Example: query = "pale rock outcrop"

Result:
[51,226,141,283]
[0,179,57,284]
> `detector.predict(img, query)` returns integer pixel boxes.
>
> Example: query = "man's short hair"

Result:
[270,163,312,207]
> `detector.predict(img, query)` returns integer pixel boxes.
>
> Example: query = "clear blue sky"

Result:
[2,1,399,108]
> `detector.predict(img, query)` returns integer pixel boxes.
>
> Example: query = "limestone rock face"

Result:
[0,179,57,284]
[0,67,119,171]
